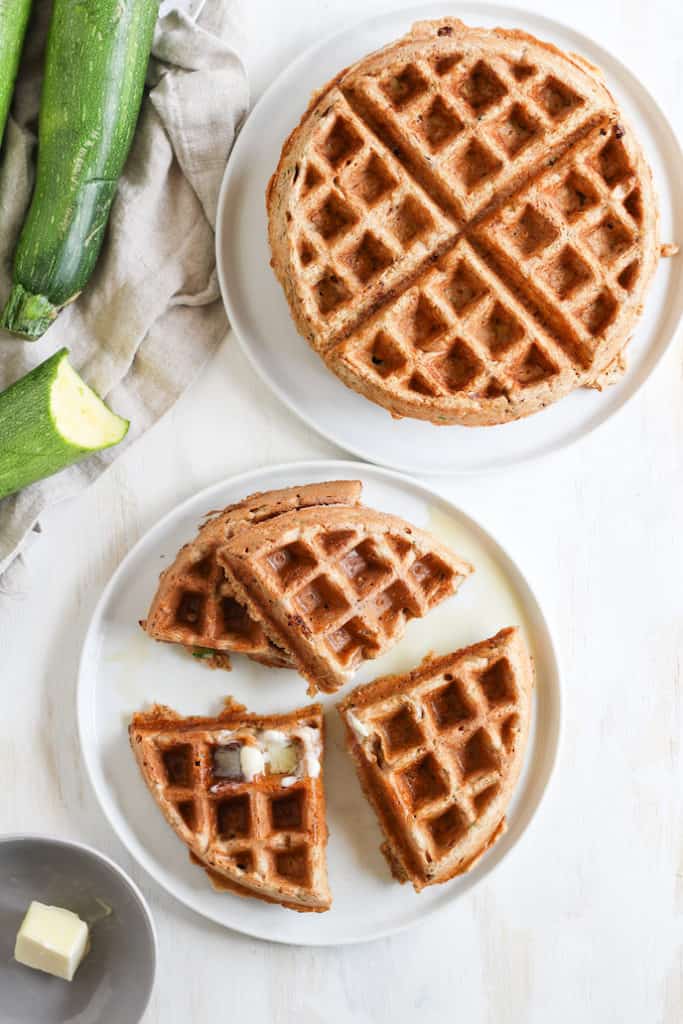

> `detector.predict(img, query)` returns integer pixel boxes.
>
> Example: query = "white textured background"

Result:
[1,1,681,1021]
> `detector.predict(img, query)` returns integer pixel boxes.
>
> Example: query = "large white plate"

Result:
[216,3,683,475]
[78,461,561,945]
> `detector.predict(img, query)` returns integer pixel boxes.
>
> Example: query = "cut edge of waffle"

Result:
[337,627,534,890]
[267,17,666,425]
[129,698,331,913]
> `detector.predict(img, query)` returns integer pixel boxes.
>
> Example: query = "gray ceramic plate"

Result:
[0,835,156,1024]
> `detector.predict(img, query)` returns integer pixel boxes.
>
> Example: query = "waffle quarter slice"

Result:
[338,21,614,225]
[470,121,659,382]
[142,480,362,668]
[337,628,533,890]
[130,700,331,912]
[218,504,473,695]
[268,87,457,355]
[326,236,583,425]
[268,18,667,425]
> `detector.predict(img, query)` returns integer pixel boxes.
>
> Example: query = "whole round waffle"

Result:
[267,18,661,426]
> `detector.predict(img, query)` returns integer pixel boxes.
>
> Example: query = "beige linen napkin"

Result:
[0,0,248,577]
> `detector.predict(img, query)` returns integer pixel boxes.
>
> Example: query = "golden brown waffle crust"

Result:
[218,504,474,695]
[141,480,362,665]
[338,627,534,890]
[202,480,362,528]
[267,18,662,426]
[130,697,317,735]
[189,854,328,913]
[129,699,331,912]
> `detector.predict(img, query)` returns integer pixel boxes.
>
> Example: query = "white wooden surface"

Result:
[2,1,682,1020]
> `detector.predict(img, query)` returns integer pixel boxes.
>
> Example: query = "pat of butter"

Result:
[346,710,371,742]
[14,901,89,982]
[262,731,298,776]
[240,744,265,781]
[268,742,298,775]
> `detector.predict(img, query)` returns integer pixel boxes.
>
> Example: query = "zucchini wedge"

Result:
[0,0,32,146]
[0,348,129,500]
[1,0,160,339]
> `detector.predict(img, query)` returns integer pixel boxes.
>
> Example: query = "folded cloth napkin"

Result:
[0,0,248,578]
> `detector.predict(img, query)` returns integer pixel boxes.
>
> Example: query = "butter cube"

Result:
[239,744,265,781]
[266,740,298,776]
[14,901,89,981]
[261,729,299,776]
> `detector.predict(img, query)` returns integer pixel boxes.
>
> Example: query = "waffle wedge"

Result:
[268,18,666,425]
[338,627,533,890]
[142,480,362,668]
[129,699,331,912]
[218,504,473,695]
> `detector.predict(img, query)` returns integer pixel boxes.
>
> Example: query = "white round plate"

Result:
[216,3,683,476]
[78,461,560,945]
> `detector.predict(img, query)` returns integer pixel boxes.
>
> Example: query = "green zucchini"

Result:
[0,348,129,499]
[0,0,32,146]
[1,0,160,339]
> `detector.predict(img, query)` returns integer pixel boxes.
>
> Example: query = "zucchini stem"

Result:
[1,284,58,340]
